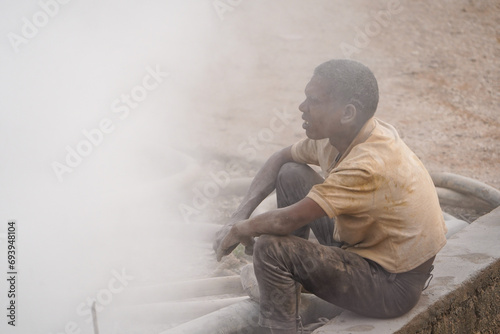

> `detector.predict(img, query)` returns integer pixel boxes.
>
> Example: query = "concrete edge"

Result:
[313,206,500,333]
[395,258,499,333]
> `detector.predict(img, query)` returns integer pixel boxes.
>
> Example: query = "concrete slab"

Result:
[313,206,500,334]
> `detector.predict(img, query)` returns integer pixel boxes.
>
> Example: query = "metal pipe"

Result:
[113,296,250,325]
[116,275,244,303]
[160,294,343,334]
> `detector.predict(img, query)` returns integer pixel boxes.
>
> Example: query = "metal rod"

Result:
[91,301,100,334]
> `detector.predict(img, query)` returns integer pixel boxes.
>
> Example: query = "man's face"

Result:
[299,75,344,141]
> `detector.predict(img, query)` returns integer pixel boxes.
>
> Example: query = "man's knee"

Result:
[277,162,308,184]
[277,162,324,188]
[254,235,280,256]
[254,235,287,265]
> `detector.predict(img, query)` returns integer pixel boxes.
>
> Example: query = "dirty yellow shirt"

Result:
[291,117,447,273]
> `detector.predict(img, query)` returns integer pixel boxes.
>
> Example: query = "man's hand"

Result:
[212,220,239,253]
[213,147,294,260]
[213,223,254,260]
[213,224,229,252]
[215,198,327,261]
[216,222,255,262]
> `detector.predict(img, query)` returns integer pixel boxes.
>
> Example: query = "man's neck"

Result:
[329,125,362,157]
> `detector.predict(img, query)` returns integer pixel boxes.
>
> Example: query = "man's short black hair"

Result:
[314,59,379,120]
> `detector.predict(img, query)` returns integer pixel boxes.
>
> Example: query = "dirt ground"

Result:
[182,0,499,225]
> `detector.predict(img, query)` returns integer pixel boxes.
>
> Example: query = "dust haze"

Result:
[1,0,499,333]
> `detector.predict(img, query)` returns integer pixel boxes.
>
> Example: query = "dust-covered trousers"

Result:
[253,162,434,331]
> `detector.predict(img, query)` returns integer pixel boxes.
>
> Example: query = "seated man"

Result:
[214,59,447,334]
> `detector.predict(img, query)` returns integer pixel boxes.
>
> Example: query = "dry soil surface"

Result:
[183,0,499,224]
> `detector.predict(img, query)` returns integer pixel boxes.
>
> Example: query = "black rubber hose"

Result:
[435,187,493,211]
[431,172,500,209]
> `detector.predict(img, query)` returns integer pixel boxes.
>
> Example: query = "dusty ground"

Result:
[183,0,499,225]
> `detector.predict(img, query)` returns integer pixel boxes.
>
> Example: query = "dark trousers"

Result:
[254,163,433,331]
[276,162,339,247]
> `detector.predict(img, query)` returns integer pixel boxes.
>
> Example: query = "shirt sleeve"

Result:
[307,166,377,218]
[291,138,320,165]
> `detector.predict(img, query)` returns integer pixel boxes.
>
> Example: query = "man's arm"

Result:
[232,145,295,221]
[216,197,326,261]
[213,146,295,253]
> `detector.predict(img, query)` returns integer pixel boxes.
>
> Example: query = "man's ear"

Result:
[340,104,357,124]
